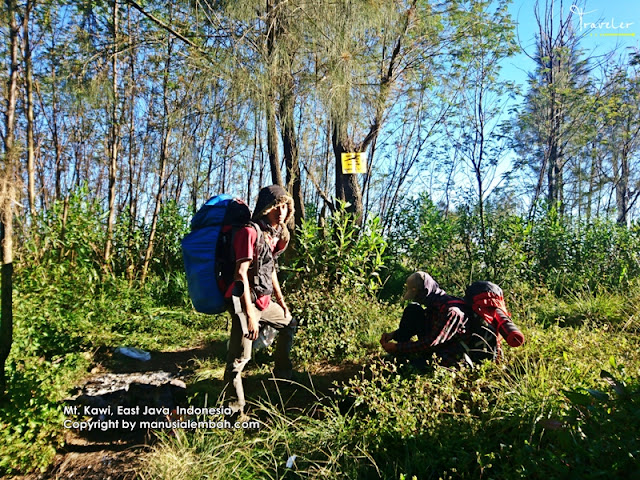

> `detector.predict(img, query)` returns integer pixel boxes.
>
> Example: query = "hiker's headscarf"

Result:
[402,271,446,303]
[252,184,295,242]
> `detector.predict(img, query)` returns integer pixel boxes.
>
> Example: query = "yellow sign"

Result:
[341,152,366,174]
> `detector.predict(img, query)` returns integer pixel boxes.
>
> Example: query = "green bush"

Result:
[526,211,640,293]
[287,201,388,295]
[18,185,106,276]
[147,200,191,276]
[288,284,399,365]
[387,193,458,284]
[388,195,640,296]
[0,353,90,475]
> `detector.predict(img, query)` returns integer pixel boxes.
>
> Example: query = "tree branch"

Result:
[124,0,208,56]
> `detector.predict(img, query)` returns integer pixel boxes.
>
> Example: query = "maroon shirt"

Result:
[224,225,286,310]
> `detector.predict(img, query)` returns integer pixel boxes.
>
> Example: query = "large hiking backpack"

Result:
[182,194,253,314]
[464,281,524,348]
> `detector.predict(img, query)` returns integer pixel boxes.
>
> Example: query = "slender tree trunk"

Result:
[23,0,36,219]
[612,150,629,226]
[51,61,62,201]
[141,35,172,283]
[473,86,487,250]
[614,110,633,225]
[104,0,120,268]
[247,109,259,203]
[265,0,283,187]
[266,97,282,187]
[280,76,304,230]
[586,143,597,221]
[1,0,20,395]
[126,3,137,281]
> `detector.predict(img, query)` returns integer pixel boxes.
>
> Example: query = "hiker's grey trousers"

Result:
[223,301,296,413]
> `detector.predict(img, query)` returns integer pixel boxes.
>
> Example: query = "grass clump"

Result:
[532,290,629,328]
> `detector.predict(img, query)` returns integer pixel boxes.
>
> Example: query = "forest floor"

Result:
[4,342,362,480]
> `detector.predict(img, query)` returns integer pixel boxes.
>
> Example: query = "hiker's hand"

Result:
[246,308,260,340]
[283,304,292,322]
[447,306,466,333]
[380,334,397,354]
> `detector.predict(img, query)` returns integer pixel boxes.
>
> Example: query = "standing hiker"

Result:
[223,185,297,417]
[380,271,499,367]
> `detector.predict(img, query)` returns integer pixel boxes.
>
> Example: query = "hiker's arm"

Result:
[380,331,396,343]
[430,306,466,346]
[380,332,398,354]
[271,269,291,321]
[235,259,260,340]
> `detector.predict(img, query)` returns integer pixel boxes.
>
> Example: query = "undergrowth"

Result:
[141,285,640,480]
[3,191,640,476]
[142,322,640,479]
[0,268,221,475]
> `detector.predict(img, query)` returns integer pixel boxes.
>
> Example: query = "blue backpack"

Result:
[182,194,254,314]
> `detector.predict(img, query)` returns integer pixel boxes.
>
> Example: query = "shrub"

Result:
[0,353,90,475]
[288,284,399,365]
[287,201,388,295]
[526,211,640,293]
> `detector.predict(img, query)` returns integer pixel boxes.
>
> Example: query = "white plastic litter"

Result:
[286,455,297,469]
[253,325,277,351]
[115,347,151,361]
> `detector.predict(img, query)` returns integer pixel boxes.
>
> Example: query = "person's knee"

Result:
[404,302,424,316]
[276,317,298,338]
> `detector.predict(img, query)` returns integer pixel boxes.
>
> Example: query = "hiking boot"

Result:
[230,411,252,425]
[226,400,246,417]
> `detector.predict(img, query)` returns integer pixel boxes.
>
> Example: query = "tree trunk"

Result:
[23,0,36,219]
[104,0,120,268]
[265,0,283,187]
[126,3,137,281]
[141,35,172,284]
[332,120,363,222]
[613,150,629,226]
[1,0,19,395]
[327,1,414,226]
[280,76,304,230]
[265,95,282,187]
[51,61,62,202]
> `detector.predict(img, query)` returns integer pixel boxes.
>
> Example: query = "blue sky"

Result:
[504,0,640,88]
[390,1,640,208]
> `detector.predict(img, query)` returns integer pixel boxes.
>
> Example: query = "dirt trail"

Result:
[4,343,361,480]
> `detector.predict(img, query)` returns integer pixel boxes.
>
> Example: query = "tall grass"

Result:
[142,285,640,479]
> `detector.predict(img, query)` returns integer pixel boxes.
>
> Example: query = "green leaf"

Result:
[563,389,592,407]
[586,389,609,402]
[600,370,627,398]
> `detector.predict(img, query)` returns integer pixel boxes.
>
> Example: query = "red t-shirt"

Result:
[224,225,287,310]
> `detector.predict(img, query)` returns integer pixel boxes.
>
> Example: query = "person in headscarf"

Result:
[223,185,297,418]
[380,272,498,367]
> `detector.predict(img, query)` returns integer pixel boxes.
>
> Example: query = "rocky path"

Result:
[4,342,360,480]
